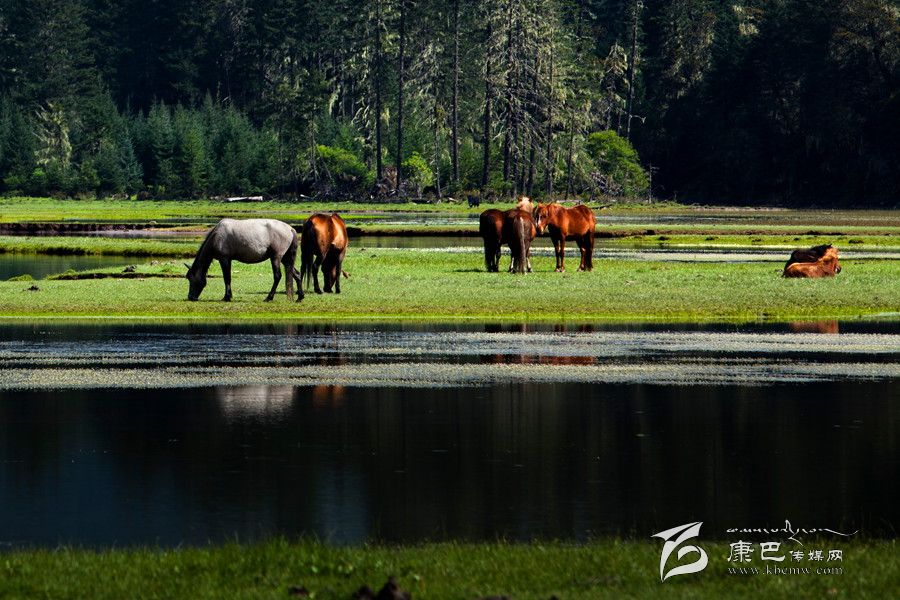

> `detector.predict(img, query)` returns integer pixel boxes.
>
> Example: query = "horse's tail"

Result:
[515,216,527,274]
[283,230,299,301]
[300,239,314,292]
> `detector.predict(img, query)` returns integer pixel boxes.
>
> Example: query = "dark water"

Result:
[0,381,897,547]
[0,322,897,546]
[0,254,135,281]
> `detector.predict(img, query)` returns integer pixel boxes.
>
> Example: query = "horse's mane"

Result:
[190,224,218,271]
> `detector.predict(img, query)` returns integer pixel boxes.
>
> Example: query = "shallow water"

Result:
[0,254,136,281]
[0,322,897,546]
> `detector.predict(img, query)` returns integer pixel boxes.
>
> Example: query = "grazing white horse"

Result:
[186,218,301,302]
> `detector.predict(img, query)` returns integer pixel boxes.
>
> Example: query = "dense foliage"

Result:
[0,0,896,204]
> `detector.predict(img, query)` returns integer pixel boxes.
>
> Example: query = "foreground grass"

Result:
[1,249,897,321]
[1,539,895,599]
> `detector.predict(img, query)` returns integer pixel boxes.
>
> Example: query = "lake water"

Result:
[0,254,136,281]
[0,322,897,547]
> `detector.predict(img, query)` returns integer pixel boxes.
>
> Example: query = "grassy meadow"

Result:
[0,248,897,321]
[0,539,895,600]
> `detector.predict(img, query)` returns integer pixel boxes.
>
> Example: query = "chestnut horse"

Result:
[532,202,596,271]
[783,245,842,278]
[784,244,841,273]
[300,213,349,297]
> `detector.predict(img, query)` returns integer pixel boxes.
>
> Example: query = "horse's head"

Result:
[185,262,206,301]
[532,203,552,234]
[822,246,841,274]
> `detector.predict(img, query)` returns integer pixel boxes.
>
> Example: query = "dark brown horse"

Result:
[300,213,348,297]
[783,245,842,278]
[784,244,841,274]
[479,208,504,272]
[532,202,596,272]
[502,208,536,274]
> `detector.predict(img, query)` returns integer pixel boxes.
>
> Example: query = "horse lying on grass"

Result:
[783,245,842,278]
[186,218,300,302]
[784,244,841,274]
[300,212,349,297]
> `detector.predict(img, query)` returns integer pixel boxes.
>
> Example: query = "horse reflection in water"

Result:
[311,385,347,409]
[216,386,295,419]
[788,321,840,334]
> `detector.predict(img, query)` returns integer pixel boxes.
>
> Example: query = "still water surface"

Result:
[0,382,896,546]
[0,322,897,546]
[0,254,135,281]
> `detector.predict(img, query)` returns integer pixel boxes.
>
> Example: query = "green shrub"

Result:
[584,130,649,197]
[316,144,368,185]
[401,152,433,196]
[7,274,34,282]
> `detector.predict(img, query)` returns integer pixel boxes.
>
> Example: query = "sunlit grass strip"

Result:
[0,196,687,223]
[1,250,897,321]
[0,539,895,600]
[1,232,899,261]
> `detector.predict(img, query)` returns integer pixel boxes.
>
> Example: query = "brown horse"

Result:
[532,202,596,272]
[479,208,504,272]
[300,213,349,297]
[784,244,841,273]
[502,208,536,274]
[783,245,841,278]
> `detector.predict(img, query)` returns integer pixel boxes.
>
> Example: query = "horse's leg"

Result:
[335,253,345,294]
[586,230,595,271]
[555,235,566,272]
[265,256,282,301]
[323,253,334,293]
[312,254,324,294]
[292,263,304,301]
[220,259,232,301]
[577,237,587,271]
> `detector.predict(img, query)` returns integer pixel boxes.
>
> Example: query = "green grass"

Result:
[0,234,198,257]
[0,197,693,224]
[0,539,894,599]
[1,249,897,321]
[1,230,898,262]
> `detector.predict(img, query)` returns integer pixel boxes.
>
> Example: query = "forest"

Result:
[0,0,897,205]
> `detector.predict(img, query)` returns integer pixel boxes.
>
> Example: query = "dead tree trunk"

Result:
[396,0,407,192]
[502,0,514,184]
[374,0,384,181]
[625,0,641,140]
[481,22,493,192]
[451,0,460,185]
[544,38,554,197]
